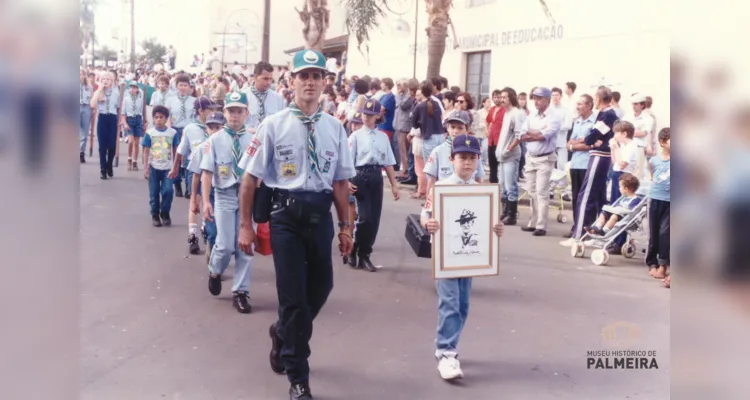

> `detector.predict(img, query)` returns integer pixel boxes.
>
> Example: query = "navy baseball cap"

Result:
[443,110,471,126]
[361,99,382,115]
[350,110,364,124]
[451,134,481,156]
[531,87,552,98]
[194,96,220,111]
[206,111,226,125]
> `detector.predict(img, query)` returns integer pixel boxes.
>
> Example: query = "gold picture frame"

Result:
[431,183,501,279]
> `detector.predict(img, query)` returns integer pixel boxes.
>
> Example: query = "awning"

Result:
[284,34,349,55]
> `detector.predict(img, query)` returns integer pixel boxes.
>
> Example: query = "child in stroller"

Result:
[571,173,649,265]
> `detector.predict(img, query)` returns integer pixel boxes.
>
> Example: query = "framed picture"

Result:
[432,183,501,279]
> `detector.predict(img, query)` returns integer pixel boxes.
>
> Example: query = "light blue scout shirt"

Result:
[187,141,208,175]
[97,86,121,115]
[141,126,177,170]
[347,126,397,167]
[177,121,209,161]
[200,128,253,189]
[424,141,485,182]
[238,108,356,192]
[80,84,92,105]
[121,91,144,117]
[242,87,286,130]
[523,107,562,156]
[649,155,670,202]
[165,95,197,128]
[569,113,596,170]
[420,173,477,221]
[150,90,175,107]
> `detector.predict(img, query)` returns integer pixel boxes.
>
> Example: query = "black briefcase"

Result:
[405,213,431,258]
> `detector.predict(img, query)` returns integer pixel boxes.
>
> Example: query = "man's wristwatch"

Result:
[337,221,350,229]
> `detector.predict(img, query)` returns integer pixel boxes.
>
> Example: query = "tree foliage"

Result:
[95,46,117,64]
[140,38,167,64]
[343,0,387,57]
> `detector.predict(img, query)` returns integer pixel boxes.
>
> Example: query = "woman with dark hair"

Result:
[410,81,444,199]
[494,87,526,225]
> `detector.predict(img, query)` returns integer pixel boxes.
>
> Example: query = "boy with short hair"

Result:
[121,81,147,170]
[200,92,255,314]
[420,134,504,380]
[171,96,220,254]
[609,120,639,202]
[424,110,485,189]
[150,75,174,107]
[187,111,224,263]
[166,74,197,198]
[587,173,641,235]
[647,128,670,281]
[142,106,178,227]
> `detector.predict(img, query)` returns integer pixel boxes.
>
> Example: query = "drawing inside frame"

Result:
[432,183,501,279]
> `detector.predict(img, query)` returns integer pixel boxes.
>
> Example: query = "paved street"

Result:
[81,145,669,400]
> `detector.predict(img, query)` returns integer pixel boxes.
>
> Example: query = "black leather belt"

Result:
[356,165,382,172]
[530,151,553,158]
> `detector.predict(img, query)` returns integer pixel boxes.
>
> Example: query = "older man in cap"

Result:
[519,87,562,236]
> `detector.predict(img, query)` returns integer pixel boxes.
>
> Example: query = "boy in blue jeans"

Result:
[420,134,504,380]
[647,128,670,282]
[142,105,178,227]
[187,111,224,263]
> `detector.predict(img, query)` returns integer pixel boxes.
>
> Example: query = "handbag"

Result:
[404,213,431,258]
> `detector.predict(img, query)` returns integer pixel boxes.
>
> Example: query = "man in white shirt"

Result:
[621,93,654,179]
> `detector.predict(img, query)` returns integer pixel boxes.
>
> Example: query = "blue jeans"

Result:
[79,104,91,154]
[204,187,217,249]
[609,170,622,204]
[172,127,184,185]
[421,134,444,161]
[208,186,254,293]
[436,277,472,356]
[500,159,520,202]
[126,115,143,137]
[148,166,174,215]
[407,150,416,180]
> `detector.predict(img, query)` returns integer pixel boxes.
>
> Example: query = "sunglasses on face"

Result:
[297,71,323,81]
[457,99,466,104]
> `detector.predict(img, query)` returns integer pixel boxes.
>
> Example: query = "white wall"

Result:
[346,0,670,128]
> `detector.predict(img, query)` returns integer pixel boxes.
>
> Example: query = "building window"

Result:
[466,51,491,107]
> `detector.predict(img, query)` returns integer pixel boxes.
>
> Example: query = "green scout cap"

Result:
[224,91,248,108]
[291,49,327,73]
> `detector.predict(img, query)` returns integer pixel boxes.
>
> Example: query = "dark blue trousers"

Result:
[148,166,174,215]
[352,168,384,256]
[172,127,184,186]
[269,191,334,385]
[645,199,670,267]
[573,154,611,239]
[407,150,416,180]
[97,113,118,173]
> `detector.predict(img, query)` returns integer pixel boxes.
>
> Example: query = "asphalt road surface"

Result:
[81,144,670,400]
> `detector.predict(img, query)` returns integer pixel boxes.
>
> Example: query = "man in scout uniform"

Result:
[199,91,255,314]
[346,99,400,272]
[242,61,286,131]
[236,49,356,400]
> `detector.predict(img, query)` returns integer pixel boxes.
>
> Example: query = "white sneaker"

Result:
[559,238,576,247]
[437,352,464,380]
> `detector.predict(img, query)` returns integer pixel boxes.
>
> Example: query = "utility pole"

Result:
[412,0,418,79]
[261,0,270,62]
[130,0,136,72]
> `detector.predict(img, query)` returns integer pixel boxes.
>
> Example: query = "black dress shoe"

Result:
[269,323,285,374]
[521,226,535,232]
[107,167,113,178]
[174,182,184,198]
[100,171,108,180]
[289,382,313,400]
[160,212,171,226]
[357,255,377,272]
[152,215,162,227]
[347,244,359,268]
[188,234,200,254]
[232,292,252,314]
[532,229,547,236]
[562,231,573,238]
[208,274,221,296]
[400,178,417,185]
[80,153,85,163]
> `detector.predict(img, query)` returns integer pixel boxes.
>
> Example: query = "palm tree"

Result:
[337,0,554,79]
[95,46,118,67]
[80,0,97,57]
[296,0,331,51]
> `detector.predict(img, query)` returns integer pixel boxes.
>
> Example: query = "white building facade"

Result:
[345,0,670,128]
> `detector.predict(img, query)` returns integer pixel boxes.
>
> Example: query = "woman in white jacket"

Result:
[494,87,527,225]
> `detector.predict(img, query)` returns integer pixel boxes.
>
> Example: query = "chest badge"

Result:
[322,160,331,173]
[281,163,297,177]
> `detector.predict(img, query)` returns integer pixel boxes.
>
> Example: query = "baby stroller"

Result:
[570,182,651,266]
[518,168,570,223]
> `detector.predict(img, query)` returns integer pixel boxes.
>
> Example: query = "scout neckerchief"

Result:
[289,102,323,171]
[178,94,190,125]
[224,124,247,179]
[445,134,453,145]
[194,118,208,139]
[249,83,268,123]
[130,92,139,116]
